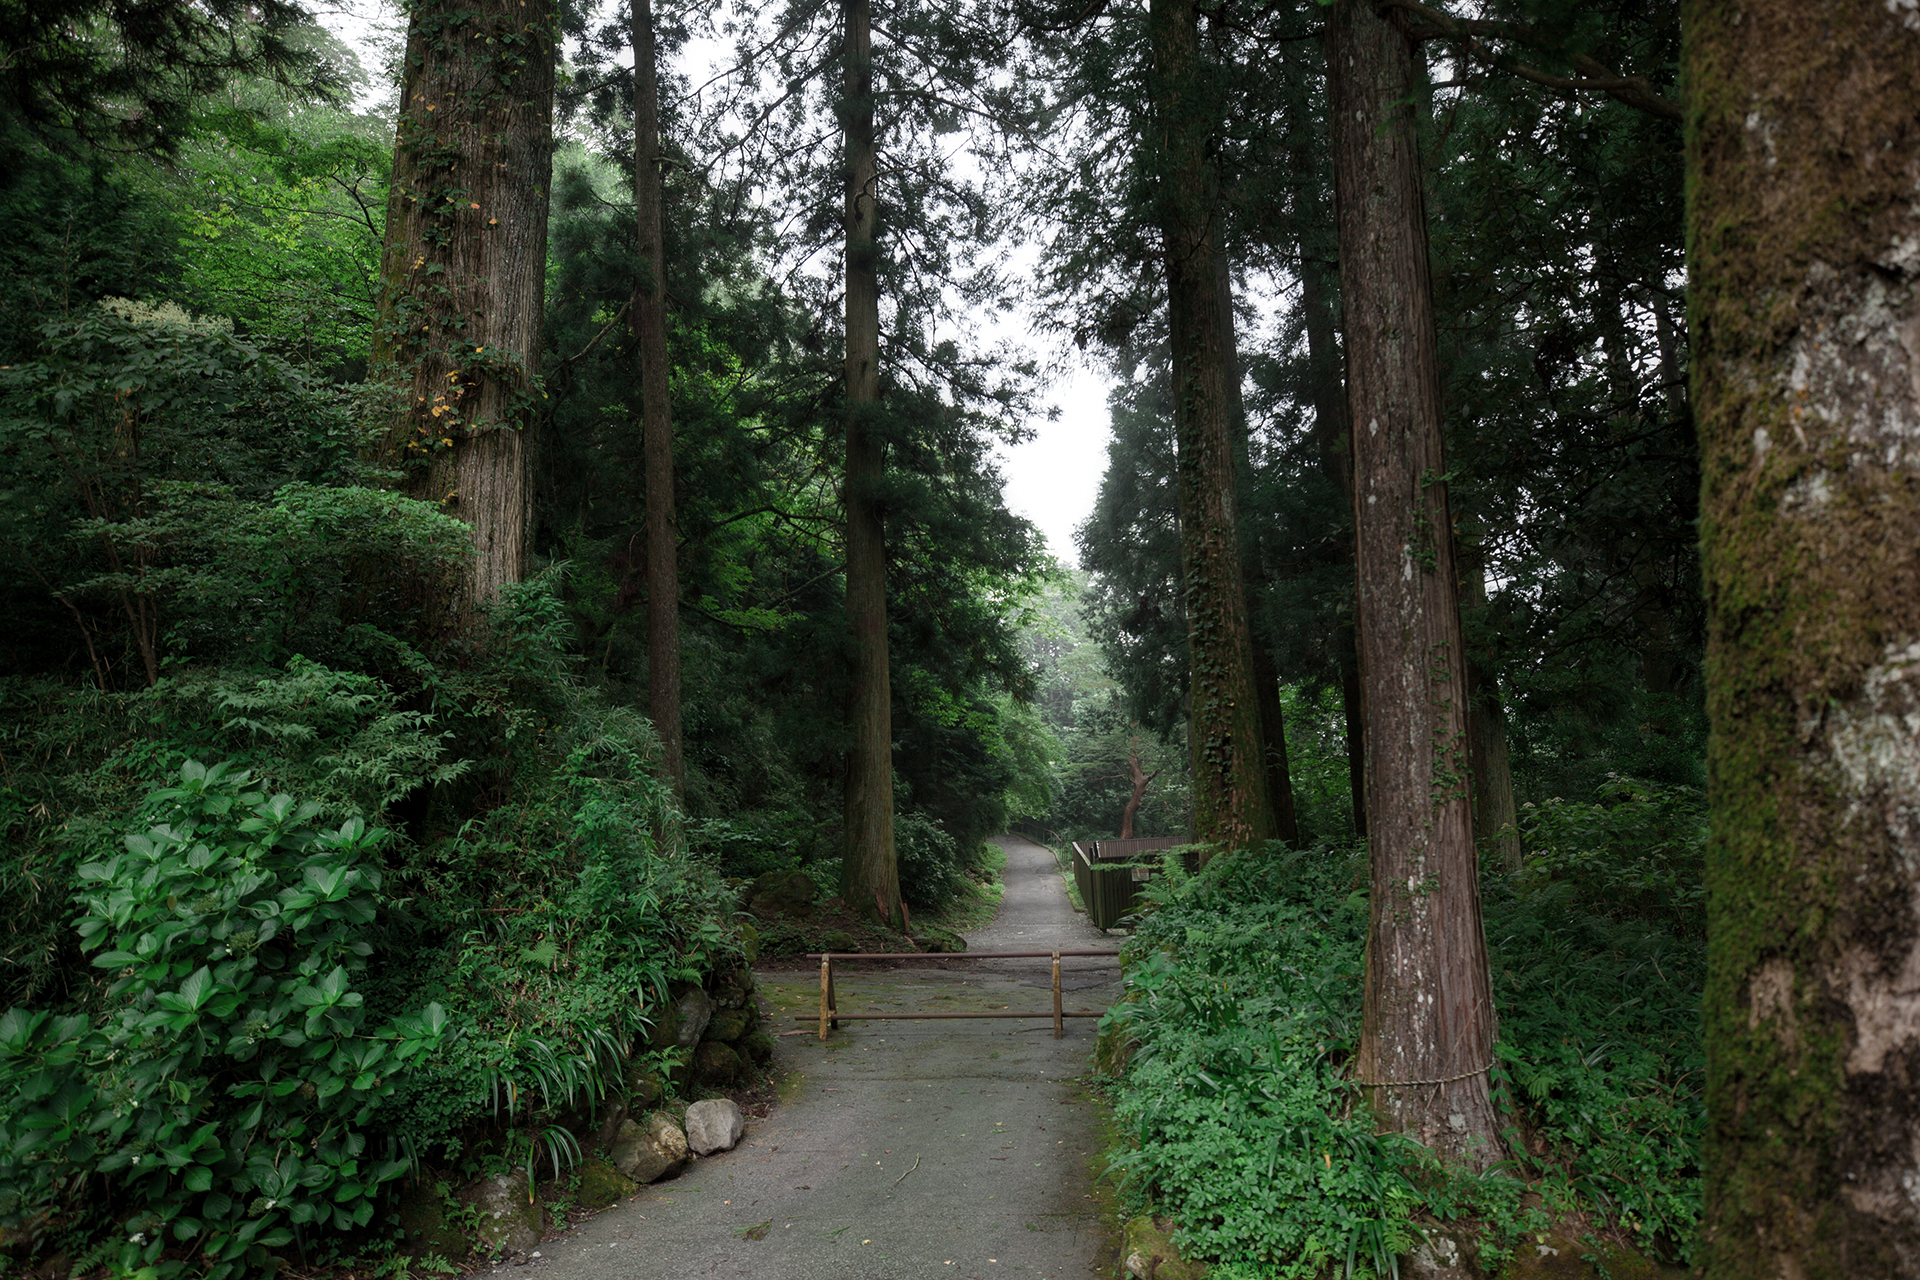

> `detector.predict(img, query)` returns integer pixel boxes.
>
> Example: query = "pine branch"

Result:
[1377,0,1681,121]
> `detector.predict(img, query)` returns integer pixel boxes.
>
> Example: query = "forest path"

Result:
[510,835,1124,1280]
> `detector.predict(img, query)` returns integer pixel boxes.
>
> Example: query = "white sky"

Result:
[312,0,1112,565]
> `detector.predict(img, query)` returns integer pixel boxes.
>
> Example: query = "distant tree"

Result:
[0,0,338,160]
[631,0,684,798]
[375,0,557,619]
[1688,0,1920,1271]
[838,0,903,927]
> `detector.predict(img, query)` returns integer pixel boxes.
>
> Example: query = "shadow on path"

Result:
[505,835,1124,1280]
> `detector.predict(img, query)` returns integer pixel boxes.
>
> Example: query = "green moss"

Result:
[573,1157,638,1210]
[396,1178,468,1261]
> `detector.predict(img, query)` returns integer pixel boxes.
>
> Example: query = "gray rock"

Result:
[1407,1229,1474,1279]
[684,1099,745,1155]
[671,988,715,1049]
[460,1169,542,1256]
[608,1114,688,1184]
[593,1100,627,1154]
[623,1066,664,1109]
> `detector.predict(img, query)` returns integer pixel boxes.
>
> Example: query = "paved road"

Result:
[508,835,1124,1280]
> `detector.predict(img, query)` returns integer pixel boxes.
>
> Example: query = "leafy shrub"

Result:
[0,761,446,1278]
[895,809,963,908]
[1517,775,1706,936]
[368,704,745,1164]
[1489,783,1707,1261]
[1105,829,1704,1273]
[1104,845,1446,1277]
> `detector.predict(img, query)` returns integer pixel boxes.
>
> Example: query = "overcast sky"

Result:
[312,0,1113,565]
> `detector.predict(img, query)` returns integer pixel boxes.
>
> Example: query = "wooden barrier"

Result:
[797,948,1121,1040]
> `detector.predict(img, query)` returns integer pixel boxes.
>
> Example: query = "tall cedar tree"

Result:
[632,0,683,797]
[1297,224,1368,838]
[377,0,556,615]
[1325,0,1503,1164]
[1148,0,1276,852]
[1688,0,1920,1270]
[1217,247,1302,842]
[839,0,903,927]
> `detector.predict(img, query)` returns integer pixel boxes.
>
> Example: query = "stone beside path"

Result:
[505,835,1124,1280]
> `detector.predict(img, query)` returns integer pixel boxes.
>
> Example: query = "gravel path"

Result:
[506,835,1125,1280]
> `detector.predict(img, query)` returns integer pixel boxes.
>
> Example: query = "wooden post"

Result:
[828,962,839,1031]
[1052,951,1063,1039]
[818,955,831,1041]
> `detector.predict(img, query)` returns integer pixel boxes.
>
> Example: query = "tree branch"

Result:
[1378,0,1681,121]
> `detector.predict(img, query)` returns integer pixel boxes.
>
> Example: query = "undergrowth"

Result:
[924,843,1007,933]
[1099,778,1704,1276]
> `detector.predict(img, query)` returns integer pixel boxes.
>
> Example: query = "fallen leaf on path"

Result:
[739,1220,773,1241]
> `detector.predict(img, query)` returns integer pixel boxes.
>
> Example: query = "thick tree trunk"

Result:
[1150,0,1274,853]
[1217,246,1300,842]
[1302,219,1367,839]
[1326,0,1503,1167]
[377,0,553,618]
[1687,0,1920,1271]
[838,0,901,928]
[632,0,683,799]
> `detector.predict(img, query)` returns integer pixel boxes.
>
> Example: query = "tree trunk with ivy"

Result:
[1687,0,1920,1270]
[1327,0,1503,1167]
[376,0,555,619]
[838,0,903,929]
[1149,0,1274,854]
[632,0,683,799]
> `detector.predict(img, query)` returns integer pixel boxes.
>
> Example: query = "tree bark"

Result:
[838,0,902,928]
[377,0,554,619]
[632,0,683,799]
[1217,245,1300,843]
[1687,0,1920,1271]
[1150,0,1274,854]
[1327,0,1503,1167]
[1120,734,1161,840]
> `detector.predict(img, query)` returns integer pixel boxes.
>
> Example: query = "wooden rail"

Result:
[797,948,1121,1040]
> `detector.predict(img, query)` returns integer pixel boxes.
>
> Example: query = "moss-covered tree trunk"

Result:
[1687,0,1920,1270]
[377,0,555,618]
[632,0,683,799]
[1327,0,1504,1167]
[839,0,902,928]
[1149,0,1275,853]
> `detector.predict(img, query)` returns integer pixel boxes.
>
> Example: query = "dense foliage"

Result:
[1103,799,1706,1274]
[0,0,1739,1270]
[0,3,1048,1270]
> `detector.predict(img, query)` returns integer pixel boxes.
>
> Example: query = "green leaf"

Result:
[184,1165,214,1192]
[179,966,215,1010]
